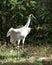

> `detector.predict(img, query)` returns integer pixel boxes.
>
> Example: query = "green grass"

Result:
[0,44,52,65]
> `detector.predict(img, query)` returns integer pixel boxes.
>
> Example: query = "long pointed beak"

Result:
[32,15,36,19]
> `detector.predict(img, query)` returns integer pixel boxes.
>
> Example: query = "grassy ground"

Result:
[0,44,52,65]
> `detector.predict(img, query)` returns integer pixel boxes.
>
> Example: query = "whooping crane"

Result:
[7,14,36,48]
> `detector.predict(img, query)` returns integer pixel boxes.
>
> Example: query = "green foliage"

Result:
[0,44,52,64]
[34,61,43,65]
[0,0,52,44]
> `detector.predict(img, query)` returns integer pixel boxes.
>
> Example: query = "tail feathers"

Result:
[7,32,10,37]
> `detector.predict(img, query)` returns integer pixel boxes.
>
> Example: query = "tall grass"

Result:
[0,44,52,65]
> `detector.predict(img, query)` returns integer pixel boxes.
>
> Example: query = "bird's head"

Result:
[7,27,14,37]
[29,14,36,19]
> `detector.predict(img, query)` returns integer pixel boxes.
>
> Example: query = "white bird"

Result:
[7,14,36,47]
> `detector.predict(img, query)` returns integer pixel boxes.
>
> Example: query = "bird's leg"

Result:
[22,38,27,57]
[22,38,25,49]
[17,39,20,59]
[17,39,20,48]
[22,38,25,53]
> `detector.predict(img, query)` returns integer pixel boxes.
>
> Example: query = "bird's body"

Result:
[7,27,31,44]
[7,14,35,47]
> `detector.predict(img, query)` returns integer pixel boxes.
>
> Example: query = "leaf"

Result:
[20,13,23,18]
[21,6,26,10]
[30,1,36,4]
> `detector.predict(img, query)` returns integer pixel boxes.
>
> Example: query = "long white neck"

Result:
[25,16,31,27]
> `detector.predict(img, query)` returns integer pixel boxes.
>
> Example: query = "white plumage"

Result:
[7,14,35,47]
